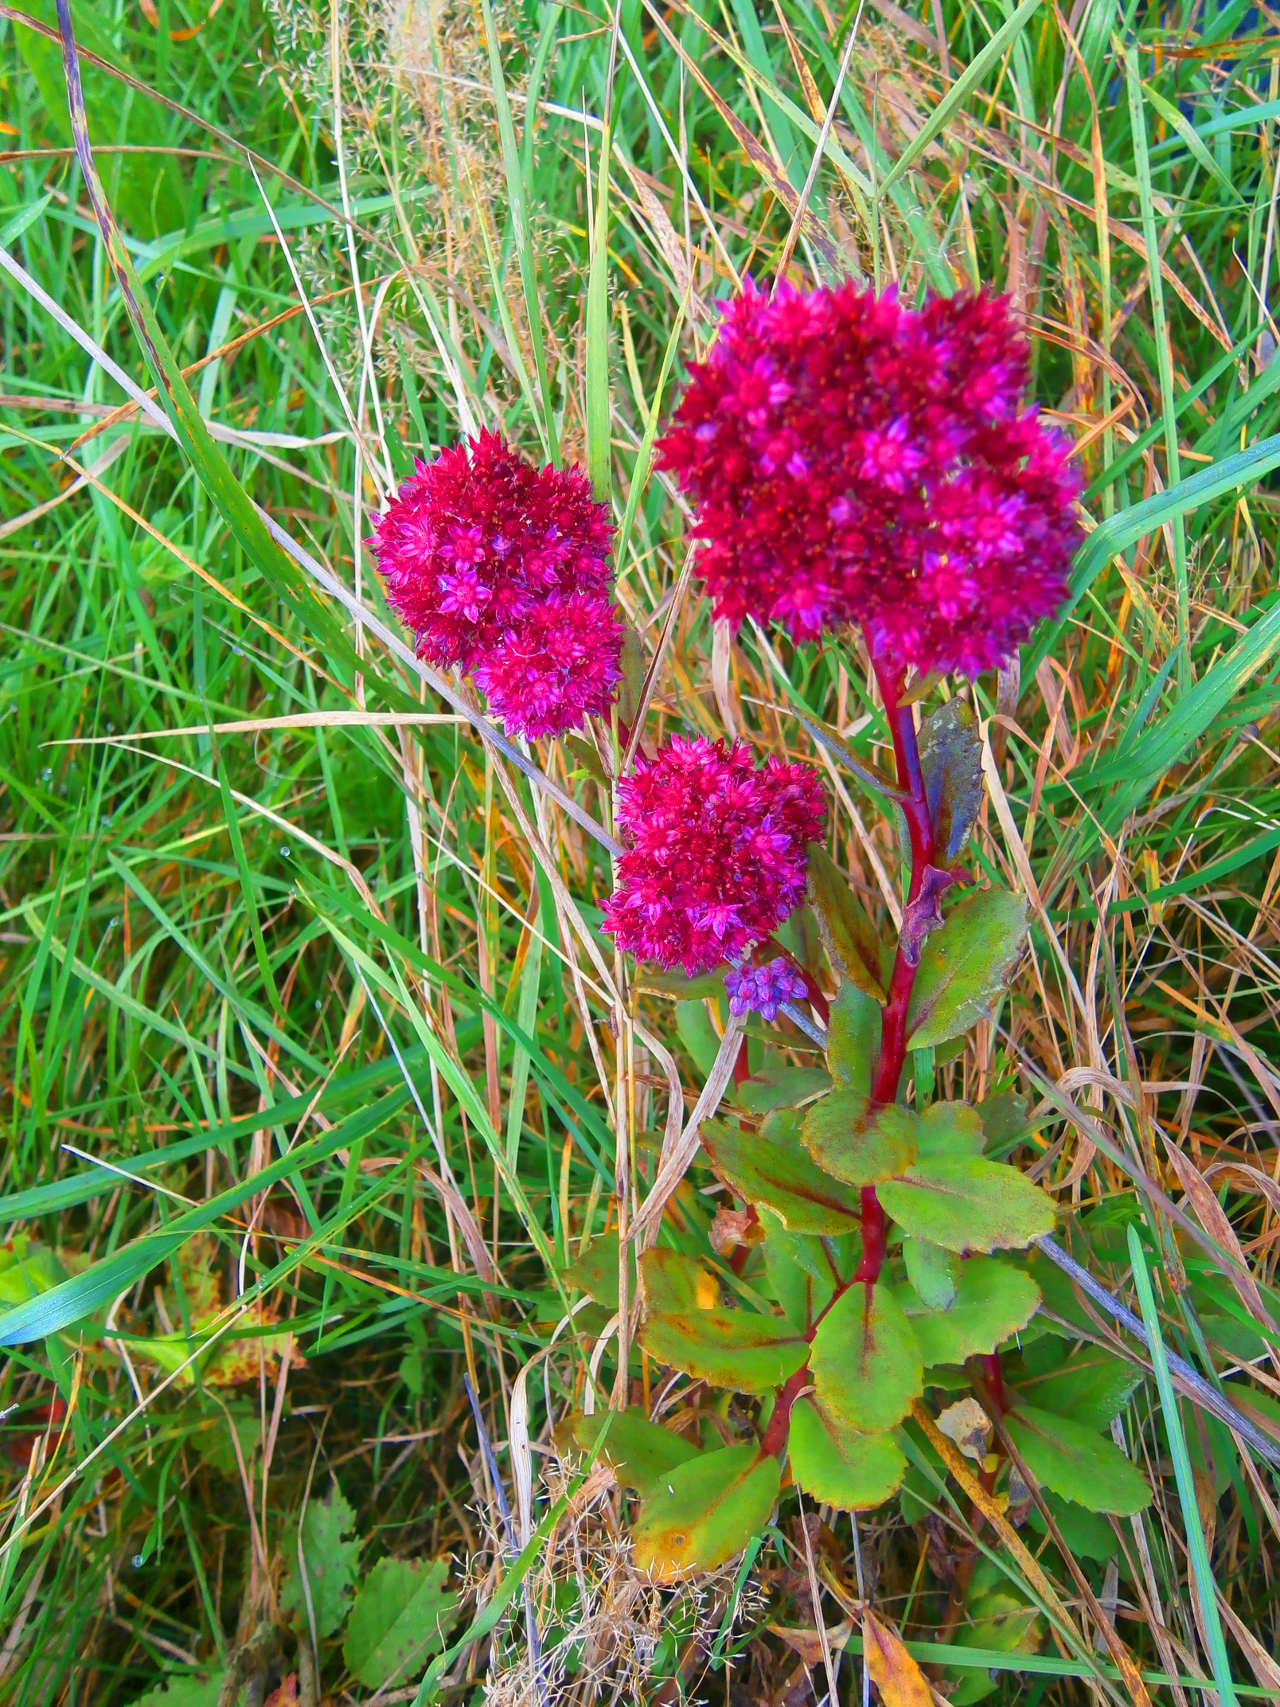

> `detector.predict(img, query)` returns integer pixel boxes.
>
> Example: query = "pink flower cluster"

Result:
[657,284,1081,677]
[603,736,826,974]
[725,957,808,1022]
[372,431,622,738]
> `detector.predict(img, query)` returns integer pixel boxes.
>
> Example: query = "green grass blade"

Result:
[1128,1227,1239,1707]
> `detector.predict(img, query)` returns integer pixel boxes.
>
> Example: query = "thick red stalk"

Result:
[763,651,940,1455]
[860,652,936,1284]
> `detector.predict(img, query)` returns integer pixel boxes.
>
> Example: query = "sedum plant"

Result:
[373,279,1154,1620]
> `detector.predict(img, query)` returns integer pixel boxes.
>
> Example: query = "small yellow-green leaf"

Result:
[640,1249,808,1391]
[571,1409,702,1496]
[915,1102,986,1160]
[737,1067,831,1115]
[761,1214,836,1333]
[807,844,888,999]
[561,1231,620,1310]
[906,889,1027,1049]
[701,1117,862,1234]
[1013,1352,1144,1433]
[810,1282,923,1432]
[789,1397,906,1511]
[639,1247,716,1314]
[632,1445,781,1580]
[826,980,882,1095]
[879,1158,1055,1254]
[1005,1405,1152,1516]
[903,1238,960,1311]
[899,1257,1041,1366]
[802,1091,918,1187]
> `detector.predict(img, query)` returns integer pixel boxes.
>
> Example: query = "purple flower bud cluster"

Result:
[724,957,809,1022]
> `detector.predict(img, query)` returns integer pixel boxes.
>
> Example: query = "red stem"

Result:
[762,645,940,1459]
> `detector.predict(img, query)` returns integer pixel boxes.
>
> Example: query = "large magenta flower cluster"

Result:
[603,736,826,975]
[372,430,622,737]
[657,283,1081,676]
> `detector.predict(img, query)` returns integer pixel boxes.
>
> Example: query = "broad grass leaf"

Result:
[1005,1406,1152,1515]
[905,890,1027,1049]
[878,1158,1056,1254]
[702,1116,863,1233]
[915,1102,986,1160]
[826,980,882,1094]
[810,1283,923,1432]
[1014,1351,1143,1430]
[571,1410,703,1496]
[807,843,888,999]
[632,1444,780,1579]
[737,1067,831,1114]
[919,698,983,865]
[899,1258,1041,1365]
[342,1557,458,1689]
[789,1397,906,1511]
[863,1608,932,1707]
[801,1091,918,1187]
[902,1238,960,1311]
[280,1480,361,1638]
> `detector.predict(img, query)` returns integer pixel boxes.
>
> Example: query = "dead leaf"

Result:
[770,1622,853,1667]
[863,1609,932,1707]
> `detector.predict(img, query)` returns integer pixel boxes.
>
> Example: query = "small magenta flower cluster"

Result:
[602,736,826,976]
[373,286,1080,983]
[372,430,622,739]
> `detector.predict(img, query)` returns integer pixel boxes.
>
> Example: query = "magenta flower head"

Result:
[472,590,624,740]
[603,735,826,975]
[657,284,1082,677]
[371,429,622,737]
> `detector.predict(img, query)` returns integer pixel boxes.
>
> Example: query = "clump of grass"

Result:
[2,2,1280,1704]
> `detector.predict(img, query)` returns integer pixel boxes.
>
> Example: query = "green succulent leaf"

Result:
[915,1102,987,1161]
[878,1158,1056,1254]
[639,1249,808,1390]
[899,1257,1041,1365]
[1026,1492,1125,1561]
[632,1444,781,1580]
[801,1090,918,1187]
[788,1396,907,1511]
[761,1214,837,1333]
[571,1409,703,1495]
[806,843,888,999]
[342,1557,458,1690]
[701,1117,863,1233]
[737,1067,831,1115]
[918,697,984,865]
[903,1237,961,1311]
[810,1282,923,1432]
[560,1231,620,1310]
[1013,1350,1144,1430]
[906,889,1027,1049]
[826,980,882,1095]
[1005,1405,1152,1515]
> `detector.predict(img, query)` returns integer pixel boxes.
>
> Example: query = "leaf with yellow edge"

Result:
[863,1609,933,1707]
[788,1397,906,1511]
[810,1282,922,1432]
[801,1091,917,1188]
[632,1444,780,1580]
